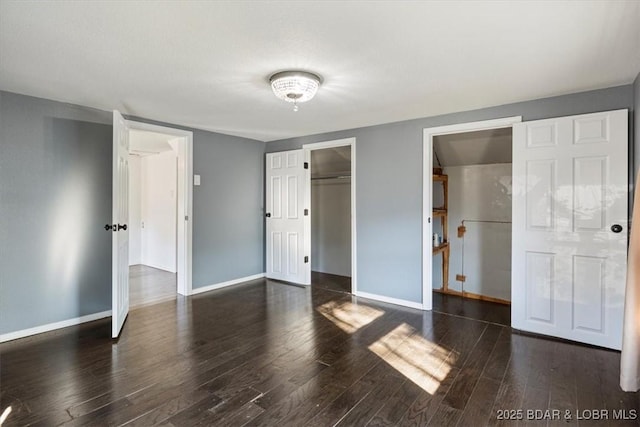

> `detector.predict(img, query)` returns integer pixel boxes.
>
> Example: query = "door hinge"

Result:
[304,209,309,216]
[304,256,309,263]
[185,216,189,221]
[456,274,466,282]
[304,162,309,169]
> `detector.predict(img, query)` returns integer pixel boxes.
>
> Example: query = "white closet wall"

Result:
[141,151,177,272]
[433,163,512,301]
[128,155,142,265]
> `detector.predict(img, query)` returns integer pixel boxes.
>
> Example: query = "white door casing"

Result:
[126,121,193,297]
[512,109,628,350]
[112,110,130,338]
[422,116,522,310]
[266,150,309,284]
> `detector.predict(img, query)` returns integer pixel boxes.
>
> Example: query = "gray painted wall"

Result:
[190,128,265,287]
[0,92,113,334]
[266,84,635,304]
[0,91,265,335]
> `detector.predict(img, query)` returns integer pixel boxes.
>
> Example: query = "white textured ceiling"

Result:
[311,146,352,178]
[129,130,175,155]
[1,1,639,142]
[434,128,512,167]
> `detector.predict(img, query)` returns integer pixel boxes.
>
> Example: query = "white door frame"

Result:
[303,138,357,294]
[127,120,194,296]
[422,116,522,310]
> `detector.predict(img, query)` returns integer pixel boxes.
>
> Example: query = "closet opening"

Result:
[309,145,353,294]
[431,127,513,322]
[128,129,180,308]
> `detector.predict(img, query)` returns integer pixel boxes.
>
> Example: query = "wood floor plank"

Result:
[441,323,502,410]
[245,380,347,426]
[547,342,578,427]
[121,386,214,427]
[519,385,550,427]
[217,401,265,427]
[335,371,406,426]
[482,326,512,382]
[397,366,461,427]
[177,386,262,427]
[312,271,352,294]
[59,395,137,427]
[456,376,501,427]
[366,378,422,426]
[428,403,463,427]
[486,344,530,427]
[162,391,224,426]
[306,363,390,427]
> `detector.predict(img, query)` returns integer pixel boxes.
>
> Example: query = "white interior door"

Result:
[112,110,130,338]
[512,109,628,350]
[266,150,310,284]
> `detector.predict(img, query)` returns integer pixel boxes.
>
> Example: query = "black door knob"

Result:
[105,224,116,231]
[118,224,127,231]
[611,224,623,233]
[266,213,271,218]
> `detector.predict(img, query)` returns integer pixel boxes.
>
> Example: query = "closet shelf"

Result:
[432,242,449,255]
[433,171,449,289]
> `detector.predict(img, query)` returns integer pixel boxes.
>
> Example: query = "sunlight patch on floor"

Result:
[368,323,454,395]
[317,300,384,333]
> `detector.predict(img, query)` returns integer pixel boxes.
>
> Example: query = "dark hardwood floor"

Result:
[432,292,511,327]
[312,271,351,294]
[1,278,638,426]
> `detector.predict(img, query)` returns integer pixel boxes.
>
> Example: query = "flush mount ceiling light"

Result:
[269,70,322,112]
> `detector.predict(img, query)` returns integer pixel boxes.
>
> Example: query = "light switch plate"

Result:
[194,174,201,186]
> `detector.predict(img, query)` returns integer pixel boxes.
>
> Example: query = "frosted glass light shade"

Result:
[270,71,321,104]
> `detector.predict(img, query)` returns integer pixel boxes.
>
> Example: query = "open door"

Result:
[112,110,130,338]
[512,109,628,349]
[265,150,310,284]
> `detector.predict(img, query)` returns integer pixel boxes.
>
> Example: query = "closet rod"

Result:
[311,175,351,181]
[461,219,512,225]
[130,150,162,156]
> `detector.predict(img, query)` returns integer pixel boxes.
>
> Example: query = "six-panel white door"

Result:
[512,109,628,350]
[266,150,309,284]
[112,110,130,338]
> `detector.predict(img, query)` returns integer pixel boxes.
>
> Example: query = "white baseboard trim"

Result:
[356,291,424,310]
[0,310,112,343]
[190,273,266,296]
